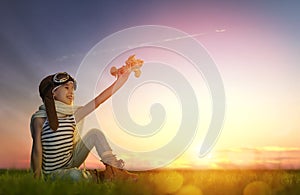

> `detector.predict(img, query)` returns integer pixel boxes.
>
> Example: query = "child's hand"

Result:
[116,67,131,84]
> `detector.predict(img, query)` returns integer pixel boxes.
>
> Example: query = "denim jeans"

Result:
[71,128,113,167]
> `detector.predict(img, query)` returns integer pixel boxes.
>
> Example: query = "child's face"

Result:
[53,81,75,105]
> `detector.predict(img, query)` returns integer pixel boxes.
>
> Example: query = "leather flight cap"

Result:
[38,72,76,130]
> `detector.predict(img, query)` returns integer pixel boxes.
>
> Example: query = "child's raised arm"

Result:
[74,69,131,122]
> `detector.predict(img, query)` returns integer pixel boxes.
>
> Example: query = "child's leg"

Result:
[72,129,121,167]
[72,129,138,181]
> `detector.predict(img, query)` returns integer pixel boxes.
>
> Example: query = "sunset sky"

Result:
[0,1,299,170]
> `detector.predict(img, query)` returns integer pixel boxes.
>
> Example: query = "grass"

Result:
[1,169,300,195]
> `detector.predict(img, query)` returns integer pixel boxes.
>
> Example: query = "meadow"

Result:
[1,169,300,195]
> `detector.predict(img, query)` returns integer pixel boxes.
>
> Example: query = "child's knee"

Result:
[89,129,106,138]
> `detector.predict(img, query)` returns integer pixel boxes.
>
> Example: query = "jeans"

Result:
[71,128,113,167]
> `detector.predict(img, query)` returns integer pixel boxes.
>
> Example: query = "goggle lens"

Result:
[53,72,69,83]
[53,72,77,90]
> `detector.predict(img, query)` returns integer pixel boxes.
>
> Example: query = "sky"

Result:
[0,0,299,170]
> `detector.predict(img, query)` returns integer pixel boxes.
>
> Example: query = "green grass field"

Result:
[1,169,300,195]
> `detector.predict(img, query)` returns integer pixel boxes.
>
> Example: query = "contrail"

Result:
[139,29,226,46]
[119,29,225,51]
[55,29,226,61]
[137,32,207,47]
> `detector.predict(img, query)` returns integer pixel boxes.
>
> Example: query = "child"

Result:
[30,66,137,181]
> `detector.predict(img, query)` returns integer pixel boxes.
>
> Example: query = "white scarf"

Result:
[30,100,83,137]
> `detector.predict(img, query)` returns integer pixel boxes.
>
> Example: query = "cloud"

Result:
[210,146,300,169]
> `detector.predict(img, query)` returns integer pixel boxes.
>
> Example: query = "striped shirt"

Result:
[41,115,76,174]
